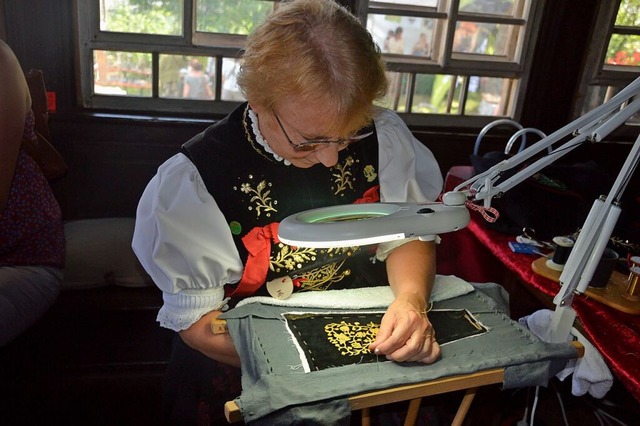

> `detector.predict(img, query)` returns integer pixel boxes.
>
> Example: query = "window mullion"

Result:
[152,53,159,98]
[441,0,460,69]
[185,0,194,41]
[406,73,417,113]
[458,76,469,115]
[612,25,640,36]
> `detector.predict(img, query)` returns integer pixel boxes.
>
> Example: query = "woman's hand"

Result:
[179,310,241,367]
[369,239,440,364]
[369,291,440,363]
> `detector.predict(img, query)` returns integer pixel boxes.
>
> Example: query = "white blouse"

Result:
[132,108,443,331]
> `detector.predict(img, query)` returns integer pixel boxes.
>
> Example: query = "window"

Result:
[576,0,640,126]
[77,0,275,115]
[357,0,541,127]
[76,0,541,126]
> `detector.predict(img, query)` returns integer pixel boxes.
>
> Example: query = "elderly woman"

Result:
[132,0,444,423]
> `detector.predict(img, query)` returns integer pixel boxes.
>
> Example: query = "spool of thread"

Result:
[624,266,640,301]
[628,255,640,284]
[546,236,574,272]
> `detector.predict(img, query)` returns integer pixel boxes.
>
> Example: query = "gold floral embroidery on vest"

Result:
[269,244,359,291]
[331,156,356,195]
[237,176,277,218]
[270,243,317,273]
[363,165,377,182]
[297,259,351,291]
[325,320,380,356]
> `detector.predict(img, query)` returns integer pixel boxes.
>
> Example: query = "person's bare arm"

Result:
[178,310,241,367]
[370,240,441,364]
[0,40,31,213]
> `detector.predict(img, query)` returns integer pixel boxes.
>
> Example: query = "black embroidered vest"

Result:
[181,103,387,298]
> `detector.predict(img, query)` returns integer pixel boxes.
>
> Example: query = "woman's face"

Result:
[251,97,357,169]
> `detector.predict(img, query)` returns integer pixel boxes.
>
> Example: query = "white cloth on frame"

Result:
[519,309,613,398]
[235,274,474,310]
[132,107,443,331]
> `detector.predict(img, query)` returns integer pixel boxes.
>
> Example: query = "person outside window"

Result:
[182,59,213,100]
[388,26,405,54]
[412,32,430,56]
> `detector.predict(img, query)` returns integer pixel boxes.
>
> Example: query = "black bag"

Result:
[474,160,613,240]
[468,120,614,240]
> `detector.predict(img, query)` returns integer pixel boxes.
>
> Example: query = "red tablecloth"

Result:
[461,216,640,403]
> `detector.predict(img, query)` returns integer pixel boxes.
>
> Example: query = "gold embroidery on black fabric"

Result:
[325,320,380,356]
[297,259,351,291]
[239,179,277,218]
[331,156,355,195]
[270,245,358,274]
[270,244,318,272]
[269,244,360,291]
[363,165,377,182]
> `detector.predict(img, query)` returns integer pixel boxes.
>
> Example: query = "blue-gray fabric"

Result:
[221,283,579,424]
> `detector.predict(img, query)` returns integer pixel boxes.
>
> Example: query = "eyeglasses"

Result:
[273,112,373,152]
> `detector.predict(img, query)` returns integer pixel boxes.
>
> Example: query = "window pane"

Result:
[453,21,517,57]
[371,0,438,6]
[381,72,410,112]
[459,0,517,16]
[182,57,214,100]
[581,85,640,125]
[367,14,437,57]
[93,50,152,97]
[221,58,245,101]
[605,34,640,67]
[411,74,457,114]
[159,54,190,99]
[615,0,640,26]
[465,76,513,116]
[196,0,274,35]
[99,0,183,35]
[383,73,466,115]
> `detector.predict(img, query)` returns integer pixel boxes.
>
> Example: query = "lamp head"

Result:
[277,202,470,248]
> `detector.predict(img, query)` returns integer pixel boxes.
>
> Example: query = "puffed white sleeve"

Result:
[376,108,443,203]
[132,153,244,331]
[375,108,444,260]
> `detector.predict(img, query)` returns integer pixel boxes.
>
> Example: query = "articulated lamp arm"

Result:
[444,77,640,210]
[443,76,640,342]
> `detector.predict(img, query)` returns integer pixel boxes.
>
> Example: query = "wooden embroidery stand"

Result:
[214,319,583,426]
[224,368,504,426]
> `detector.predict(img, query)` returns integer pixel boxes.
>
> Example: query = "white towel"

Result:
[519,309,613,399]
[235,274,474,309]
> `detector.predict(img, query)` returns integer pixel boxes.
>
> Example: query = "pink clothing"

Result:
[0,111,64,267]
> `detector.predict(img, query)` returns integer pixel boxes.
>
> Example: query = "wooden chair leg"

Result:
[451,387,479,426]
[361,407,371,426]
[403,398,422,426]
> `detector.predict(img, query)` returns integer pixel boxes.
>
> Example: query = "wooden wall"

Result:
[3,0,633,222]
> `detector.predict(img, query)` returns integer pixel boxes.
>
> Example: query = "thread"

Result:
[624,266,640,301]
[546,236,574,271]
[628,255,640,284]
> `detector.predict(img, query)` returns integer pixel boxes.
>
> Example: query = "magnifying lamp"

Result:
[278,76,640,344]
[278,202,470,248]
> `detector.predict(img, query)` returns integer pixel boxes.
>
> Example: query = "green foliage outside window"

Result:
[196,0,273,35]
[101,0,183,35]
[606,0,640,66]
